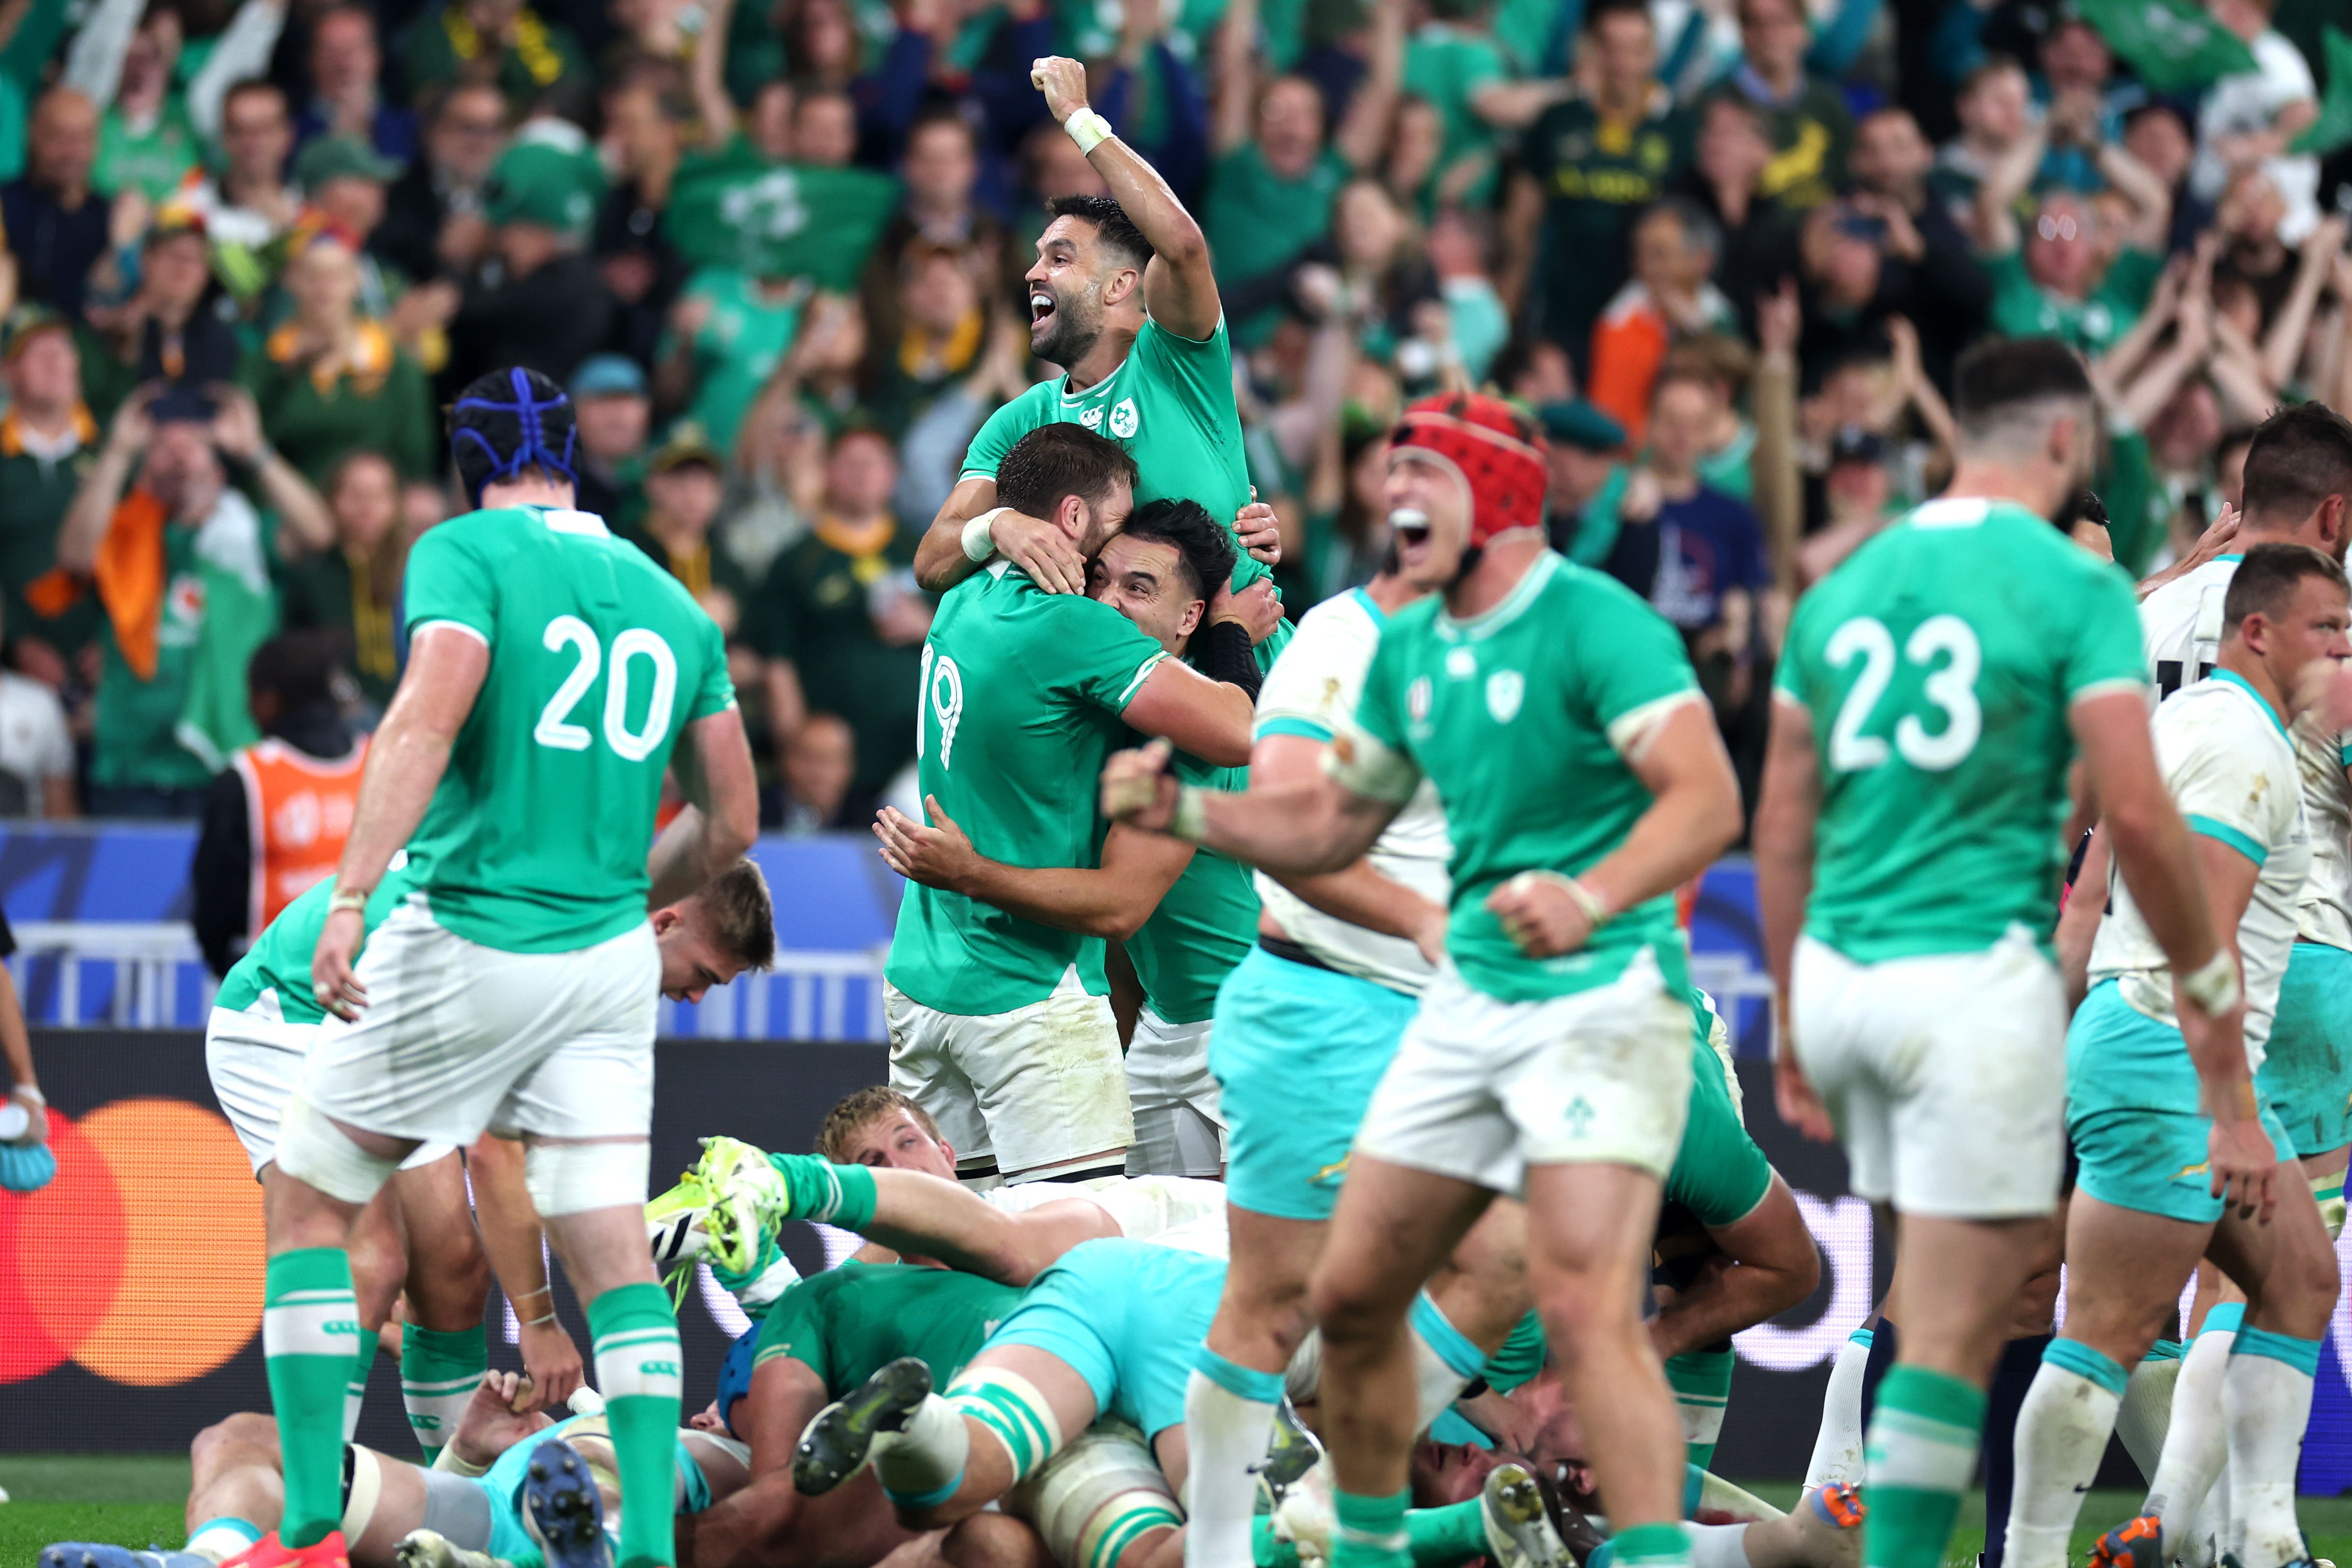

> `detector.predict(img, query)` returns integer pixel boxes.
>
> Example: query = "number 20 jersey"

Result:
[401,504,736,955]
[1773,496,2149,963]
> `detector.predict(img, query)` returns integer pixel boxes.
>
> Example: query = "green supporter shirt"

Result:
[2093,428,2172,579]
[1772,496,2149,963]
[401,504,735,953]
[962,318,1267,595]
[96,100,200,204]
[1402,26,1509,204]
[664,270,806,458]
[1986,247,2164,358]
[0,427,98,660]
[1339,551,1702,1003]
[1519,97,1693,350]
[885,561,1172,1015]
[239,348,439,486]
[750,1260,1021,1395]
[1127,745,1257,1025]
[217,857,425,1024]
[1201,144,1349,297]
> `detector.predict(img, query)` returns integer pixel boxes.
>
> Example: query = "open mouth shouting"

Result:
[1029,289,1058,333]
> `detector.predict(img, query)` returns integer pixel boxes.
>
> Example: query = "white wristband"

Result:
[1169,784,1209,843]
[11,1084,42,1107]
[2181,947,2243,1017]
[962,508,1005,563]
[1064,108,1114,156]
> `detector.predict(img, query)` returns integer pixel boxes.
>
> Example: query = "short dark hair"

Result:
[1951,335,2094,441]
[2240,403,2352,530]
[247,630,338,711]
[2224,541,2348,633]
[994,423,1138,523]
[1120,498,1235,603]
[1583,0,1652,34]
[1044,194,1153,272]
[691,857,775,971]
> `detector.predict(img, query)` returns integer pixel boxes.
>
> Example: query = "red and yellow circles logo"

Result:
[0,1098,265,1385]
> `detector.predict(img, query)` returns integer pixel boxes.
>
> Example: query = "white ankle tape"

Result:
[278,1097,400,1205]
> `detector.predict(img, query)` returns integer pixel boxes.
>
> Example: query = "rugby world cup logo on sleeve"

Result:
[1486,670,1524,724]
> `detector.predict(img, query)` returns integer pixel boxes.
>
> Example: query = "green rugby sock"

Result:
[1863,1366,1986,1568]
[768,1152,878,1229]
[1666,1345,1736,1472]
[589,1282,685,1568]
[1250,1501,1490,1568]
[344,1335,372,1444]
[1613,1521,1692,1568]
[264,1248,363,1549]
[1332,1487,1412,1568]
[402,1322,487,1461]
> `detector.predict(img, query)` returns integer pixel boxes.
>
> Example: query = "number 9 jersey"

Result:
[1773,496,2148,963]
[401,505,736,954]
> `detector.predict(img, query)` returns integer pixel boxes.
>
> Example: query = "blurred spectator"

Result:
[1538,397,1630,565]
[1797,425,1900,583]
[190,628,364,975]
[1976,111,2171,358]
[792,88,858,168]
[2126,101,2212,255]
[594,78,693,369]
[0,307,101,683]
[66,0,280,199]
[80,210,238,419]
[178,79,301,305]
[294,135,454,366]
[444,138,615,389]
[571,352,652,529]
[2190,0,2320,244]
[1711,0,1851,211]
[1588,196,1735,445]
[373,82,507,286]
[276,449,409,710]
[624,423,754,629]
[754,425,926,809]
[57,386,331,817]
[1678,93,1792,326]
[860,112,1014,355]
[1846,106,1988,388]
[0,601,75,816]
[1505,0,1692,358]
[243,229,437,484]
[294,6,417,165]
[4,88,109,318]
[404,0,591,119]
[1604,365,1771,641]
[1929,56,2029,234]
[776,709,857,833]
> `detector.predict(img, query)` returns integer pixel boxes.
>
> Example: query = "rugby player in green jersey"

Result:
[884,429,1259,1186]
[237,369,761,1568]
[1752,337,2245,1568]
[875,499,1272,1180]
[1101,393,1746,1568]
[909,57,1281,626]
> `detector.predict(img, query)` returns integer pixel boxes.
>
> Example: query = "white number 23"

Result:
[533,615,679,762]
[1824,614,1982,772]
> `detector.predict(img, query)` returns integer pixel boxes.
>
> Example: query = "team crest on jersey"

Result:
[1109,398,1139,439]
[1407,676,1433,722]
[1486,670,1524,723]
[1444,647,1477,680]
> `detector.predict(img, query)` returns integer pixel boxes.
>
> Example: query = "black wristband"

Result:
[1192,618,1262,698]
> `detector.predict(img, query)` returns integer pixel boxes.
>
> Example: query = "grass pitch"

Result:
[9,1458,2352,1566]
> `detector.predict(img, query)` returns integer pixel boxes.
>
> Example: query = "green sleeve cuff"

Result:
[2188,814,2267,866]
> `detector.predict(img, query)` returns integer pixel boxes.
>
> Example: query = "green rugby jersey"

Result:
[402,505,736,954]
[1341,551,1701,1003]
[1772,496,2147,963]
[961,317,1265,592]
[885,561,1172,1015]
[1126,745,1257,1026]
[215,857,425,1026]
[751,1260,1020,1396]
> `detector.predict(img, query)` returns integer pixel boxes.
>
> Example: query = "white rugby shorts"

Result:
[1125,1007,1224,1179]
[206,1000,452,1176]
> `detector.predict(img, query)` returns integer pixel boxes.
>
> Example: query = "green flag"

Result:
[2293,26,2352,155]
[663,158,901,290]
[2075,0,2258,92]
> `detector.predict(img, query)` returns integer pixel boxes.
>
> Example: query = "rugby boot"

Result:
[39,1548,210,1568]
[1482,1463,1576,1568]
[216,1532,351,1568]
[2089,1513,2165,1568]
[522,1438,612,1568]
[392,1532,514,1568]
[1256,1394,1326,1505]
[794,1356,935,1496]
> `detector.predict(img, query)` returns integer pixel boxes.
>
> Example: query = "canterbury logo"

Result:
[640,1359,681,1377]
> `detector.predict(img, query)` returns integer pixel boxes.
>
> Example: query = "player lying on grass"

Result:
[39,1372,749,1568]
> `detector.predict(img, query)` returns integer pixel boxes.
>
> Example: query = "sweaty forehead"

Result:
[1097,532,1181,584]
[1039,216,1101,254]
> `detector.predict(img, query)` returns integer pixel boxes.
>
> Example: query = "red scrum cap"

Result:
[1388,393,1549,548]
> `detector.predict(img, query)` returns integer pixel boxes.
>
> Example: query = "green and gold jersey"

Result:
[961,318,1266,593]
[1339,551,1701,1003]
[884,561,1172,1015]
[216,857,425,1026]
[402,505,736,954]
[750,1260,1020,1396]
[1773,496,2148,963]
[1127,746,1258,1025]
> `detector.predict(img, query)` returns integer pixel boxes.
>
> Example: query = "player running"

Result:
[2003,543,2347,1568]
[1102,391,1745,1568]
[236,367,761,1568]
[883,430,1256,1187]
[1753,336,2244,1568]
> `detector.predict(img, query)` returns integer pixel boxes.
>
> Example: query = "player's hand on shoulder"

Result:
[1101,738,1181,830]
[1030,55,1091,122]
[874,797,982,891]
[995,508,1089,595]
[1211,577,1283,644]
[1234,498,1283,567]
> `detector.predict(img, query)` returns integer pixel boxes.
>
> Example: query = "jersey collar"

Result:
[2210,666,2288,736]
[1437,551,1557,641]
[1057,348,1133,406]
[1351,586,1387,626]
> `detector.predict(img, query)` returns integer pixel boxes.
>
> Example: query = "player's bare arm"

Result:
[312,623,490,1017]
[1488,702,1742,960]
[1250,733,1449,961]
[1103,737,1401,875]
[2054,826,2110,1009]
[811,1162,1122,1284]
[876,802,1194,942]
[2184,833,2280,1221]
[466,1133,585,1411]
[649,706,760,908]
[914,475,1091,597]
[1120,658,1255,767]
[1648,1174,1822,1359]
[1751,696,1833,1142]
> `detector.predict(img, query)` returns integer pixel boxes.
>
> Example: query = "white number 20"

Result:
[533,615,678,761]
[1824,613,1982,773]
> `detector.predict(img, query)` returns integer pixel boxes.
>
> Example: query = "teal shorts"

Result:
[475,1414,713,1564]
[1210,943,1417,1221]
[2258,942,2352,1158]
[979,1238,1225,1439]
[2069,981,2296,1224]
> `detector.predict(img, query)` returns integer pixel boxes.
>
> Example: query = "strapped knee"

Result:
[524,1140,650,1217]
[341,1445,385,1540]
[945,1367,1065,1484]
[1014,1422,1179,1568]
[279,1097,400,1205]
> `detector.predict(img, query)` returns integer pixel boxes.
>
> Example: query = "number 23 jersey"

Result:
[1773,496,2148,963]
[402,505,735,954]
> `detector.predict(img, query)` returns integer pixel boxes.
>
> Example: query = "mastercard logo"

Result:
[0,1098,266,1386]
